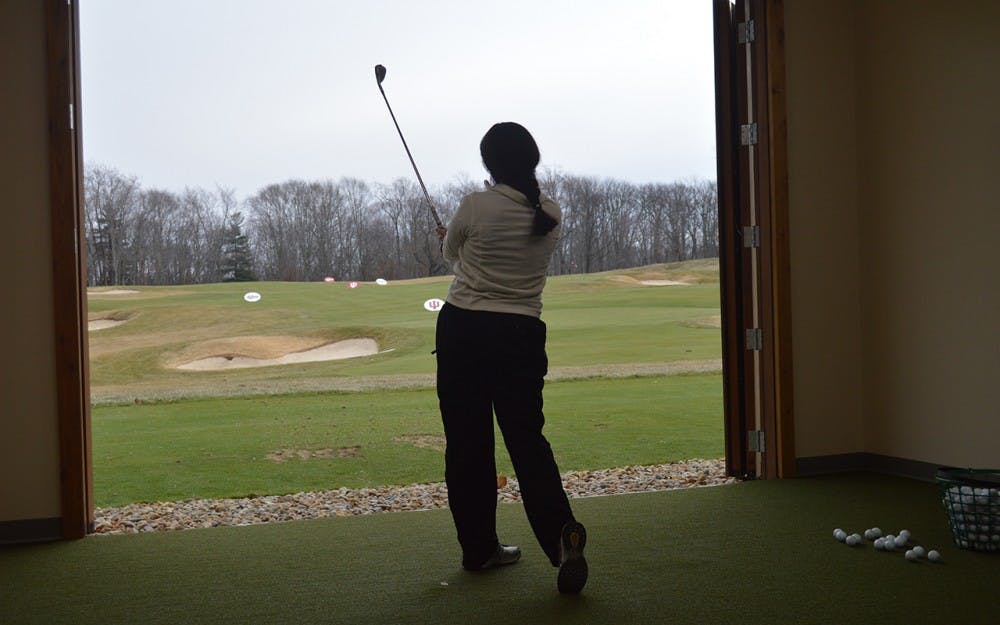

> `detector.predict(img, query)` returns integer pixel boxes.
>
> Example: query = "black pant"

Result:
[435,302,575,568]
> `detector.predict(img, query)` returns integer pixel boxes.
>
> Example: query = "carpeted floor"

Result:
[1,473,996,625]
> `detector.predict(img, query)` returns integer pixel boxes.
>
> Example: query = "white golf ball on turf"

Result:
[883,539,895,551]
[905,549,918,561]
[874,538,885,550]
[912,545,926,558]
[846,534,860,546]
[870,527,882,538]
[834,529,847,542]
[899,529,911,539]
[864,529,874,540]
[927,550,941,562]
[894,535,908,548]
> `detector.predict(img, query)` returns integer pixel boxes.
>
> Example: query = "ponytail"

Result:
[509,172,558,236]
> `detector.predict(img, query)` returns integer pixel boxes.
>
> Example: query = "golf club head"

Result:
[375,64,387,85]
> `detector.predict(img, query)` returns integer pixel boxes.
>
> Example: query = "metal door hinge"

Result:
[745,328,763,351]
[742,225,760,248]
[737,20,756,44]
[740,123,758,146]
[748,430,766,453]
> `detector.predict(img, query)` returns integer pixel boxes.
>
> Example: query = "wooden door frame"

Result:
[714,0,749,478]
[762,0,795,479]
[714,0,795,479]
[46,0,92,538]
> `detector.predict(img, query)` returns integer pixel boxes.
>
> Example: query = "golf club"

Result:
[374,64,443,228]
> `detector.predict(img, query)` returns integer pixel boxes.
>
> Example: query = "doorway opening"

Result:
[51,0,793,537]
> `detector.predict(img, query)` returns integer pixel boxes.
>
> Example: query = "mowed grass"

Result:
[86,259,722,402]
[88,260,724,506]
[93,374,722,507]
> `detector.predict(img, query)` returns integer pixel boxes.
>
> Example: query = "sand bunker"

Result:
[177,338,378,371]
[88,289,140,295]
[89,319,127,331]
[610,275,690,287]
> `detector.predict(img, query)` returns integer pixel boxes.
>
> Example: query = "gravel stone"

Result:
[93,458,735,535]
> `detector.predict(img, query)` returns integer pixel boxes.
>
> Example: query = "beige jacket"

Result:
[442,183,561,318]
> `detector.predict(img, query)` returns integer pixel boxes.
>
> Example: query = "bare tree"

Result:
[695,179,719,258]
[373,179,425,279]
[84,164,140,285]
[246,182,306,281]
[85,162,718,284]
[598,178,640,270]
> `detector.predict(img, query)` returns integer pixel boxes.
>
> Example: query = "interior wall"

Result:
[782,1,864,458]
[855,0,1000,467]
[784,0,999,467]
[0,2,63,522]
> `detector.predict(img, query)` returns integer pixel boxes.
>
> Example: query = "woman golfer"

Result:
[434,122,587,594]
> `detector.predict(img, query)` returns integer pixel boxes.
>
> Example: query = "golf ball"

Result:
[905,549,918,561]
[927,550,941,562]
[874,538,885,550]
[864,529,874,541]
[883,539,896,551]
[870,527,882,538]
[834,529,847,542]
[846,534,860,546]
[894,535,908,548]
[912,546,926,558]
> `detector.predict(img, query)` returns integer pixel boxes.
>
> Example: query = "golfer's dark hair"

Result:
[480,122,559,236]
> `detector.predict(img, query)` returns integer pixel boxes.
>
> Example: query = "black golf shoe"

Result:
[557,521,588,594]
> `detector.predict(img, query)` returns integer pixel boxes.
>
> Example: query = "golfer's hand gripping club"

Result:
[374,64,443,229]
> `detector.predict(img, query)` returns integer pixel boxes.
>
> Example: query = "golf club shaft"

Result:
[377,85,443,228]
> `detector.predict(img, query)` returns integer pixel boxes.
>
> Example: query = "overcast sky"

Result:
[79,1,717,199]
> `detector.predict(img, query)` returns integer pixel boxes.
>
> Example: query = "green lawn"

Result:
[93,374,722,507]
[87,260,722,402]
[88,260,725,506]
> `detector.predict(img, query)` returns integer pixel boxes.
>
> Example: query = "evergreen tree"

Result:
[221,212,256,282]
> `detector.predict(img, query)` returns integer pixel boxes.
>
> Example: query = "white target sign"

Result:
[423,298,445,312]
[375,278,388,286]
[243,291,261,303]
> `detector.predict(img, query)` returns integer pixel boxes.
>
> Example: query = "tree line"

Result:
[83,163,718,286]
